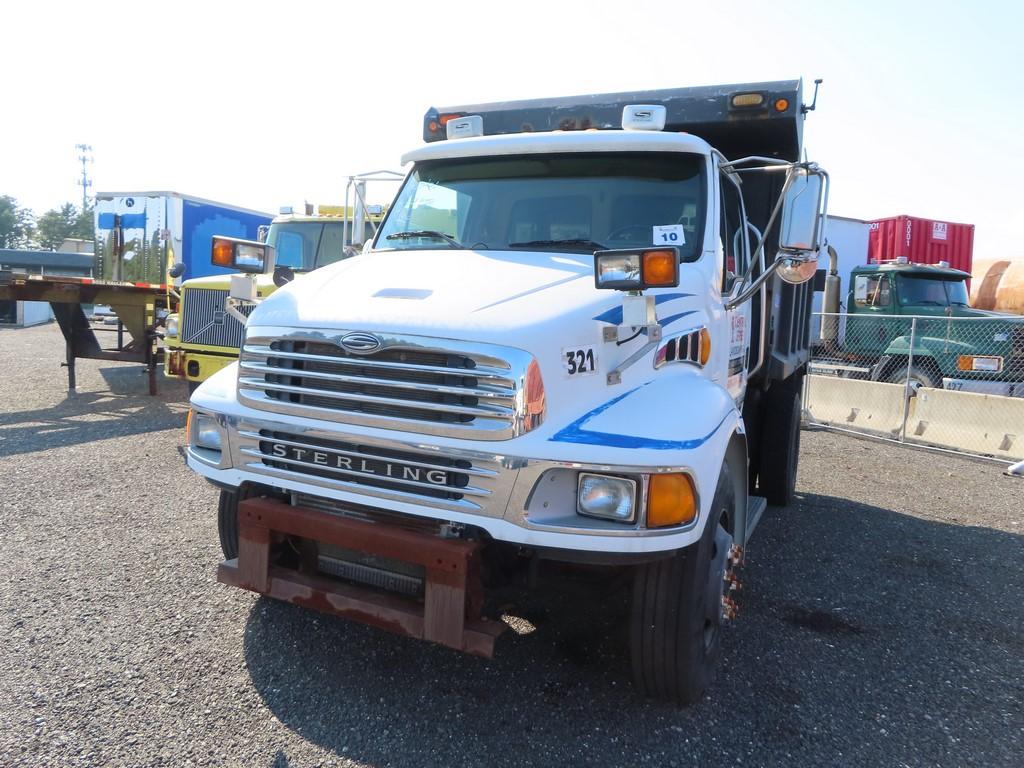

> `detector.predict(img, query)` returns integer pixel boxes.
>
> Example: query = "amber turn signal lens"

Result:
[647,473,697,527]
[774,98,790,112]
[211,238,234,267]
[185,407,193,442]
[641,249,678,287]
[699,327,712,365]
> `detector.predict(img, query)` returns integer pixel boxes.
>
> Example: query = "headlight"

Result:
[594,247,679,291]
[191,412,223,451]
[166,313,179,338]
[577,473,637,522]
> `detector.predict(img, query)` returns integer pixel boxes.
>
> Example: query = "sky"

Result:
[3,0,1023,260]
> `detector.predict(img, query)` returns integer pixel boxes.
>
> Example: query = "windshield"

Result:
[267,221,378,271]
[897,275,970,307]
[375,152,706,259]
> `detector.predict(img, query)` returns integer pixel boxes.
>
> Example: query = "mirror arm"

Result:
[725,257,782,311]
[724,168,796,311]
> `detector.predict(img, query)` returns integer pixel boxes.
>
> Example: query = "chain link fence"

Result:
[804,312,1024,461]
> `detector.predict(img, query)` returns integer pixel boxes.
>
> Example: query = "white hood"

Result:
[250,249,612,341]
[247,248,711,417]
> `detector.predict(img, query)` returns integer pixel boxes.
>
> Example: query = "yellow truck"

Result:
[164,206,384,392]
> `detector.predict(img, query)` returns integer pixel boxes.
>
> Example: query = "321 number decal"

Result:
[563,346,597,377]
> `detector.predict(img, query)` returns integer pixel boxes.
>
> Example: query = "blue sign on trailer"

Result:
[181,200,270,280]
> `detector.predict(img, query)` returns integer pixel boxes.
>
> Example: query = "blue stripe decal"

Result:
[592,292,694,325]
[659,309,698,328]
[97,212,147,230]
[549,386,731,450]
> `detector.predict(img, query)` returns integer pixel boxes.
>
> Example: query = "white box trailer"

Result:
[810,214,871,342]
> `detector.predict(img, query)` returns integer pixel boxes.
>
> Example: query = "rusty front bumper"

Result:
[217,497,506,657]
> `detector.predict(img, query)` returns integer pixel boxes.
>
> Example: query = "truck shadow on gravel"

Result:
[0,366,188,458]
[240,492,1023,768]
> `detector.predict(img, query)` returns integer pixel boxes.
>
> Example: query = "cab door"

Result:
[719,166,752,403]
[846,272,898,359]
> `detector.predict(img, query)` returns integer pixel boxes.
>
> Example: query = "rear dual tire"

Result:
[757,380,802,507]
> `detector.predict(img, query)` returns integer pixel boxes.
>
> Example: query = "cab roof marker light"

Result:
[621,105,667,131]
[730,92,766,109]
[446,115,484,139]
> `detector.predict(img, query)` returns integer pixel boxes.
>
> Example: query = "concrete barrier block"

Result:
[908,388,1024,460]
[805,375,910,438]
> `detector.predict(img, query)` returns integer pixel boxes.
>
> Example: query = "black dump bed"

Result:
[424,80,803,162]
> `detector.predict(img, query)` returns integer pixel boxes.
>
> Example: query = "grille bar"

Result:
[238,360,515,402]
[241,344,515,385]
[240,377,513,419]
[237,429,498,478]
[239,447,492,498]
[239,459,488,511]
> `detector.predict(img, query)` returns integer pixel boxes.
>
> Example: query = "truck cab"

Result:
[185,81,828,704]
[824,260,1024,390]
[166,209,381,391]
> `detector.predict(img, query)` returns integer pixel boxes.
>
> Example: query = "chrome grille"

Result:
[234,425,505,513]
[238,327,541,440]
[180,288,253,348]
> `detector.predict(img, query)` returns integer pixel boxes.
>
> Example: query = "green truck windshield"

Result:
[376,152,706,259]
[897,275,969,307]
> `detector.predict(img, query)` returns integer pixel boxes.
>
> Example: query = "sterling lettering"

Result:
[266,442,449,486]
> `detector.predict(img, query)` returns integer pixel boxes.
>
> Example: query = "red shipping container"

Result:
[867,215,974,274]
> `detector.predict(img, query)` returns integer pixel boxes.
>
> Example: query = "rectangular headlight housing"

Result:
[577,473,637,523]
[594,248,679,291]
[191,411,223,451]
[211,236,273,274]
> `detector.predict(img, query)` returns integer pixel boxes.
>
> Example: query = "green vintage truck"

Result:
[815,259,1024,394]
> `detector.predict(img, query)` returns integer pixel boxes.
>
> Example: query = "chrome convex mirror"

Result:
[776,165,828,285]
[779,167,826,254]
[776,256,819,285]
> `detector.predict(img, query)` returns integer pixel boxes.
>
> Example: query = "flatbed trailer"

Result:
[0,272,175,395]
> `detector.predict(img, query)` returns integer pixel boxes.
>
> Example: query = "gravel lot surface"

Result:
[1,322,1021,767]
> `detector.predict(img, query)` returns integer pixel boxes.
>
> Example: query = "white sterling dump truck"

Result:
[185,80,829,704]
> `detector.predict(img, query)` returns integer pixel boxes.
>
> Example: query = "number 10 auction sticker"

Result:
[653,224,685,245]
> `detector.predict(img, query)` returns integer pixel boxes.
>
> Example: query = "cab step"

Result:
[745,495,768,541]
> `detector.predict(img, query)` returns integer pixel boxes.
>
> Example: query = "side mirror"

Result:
[168,262,186,279]
[257,225,270,244]
[211,236,275,274]
[776,256,820,285]
[775,167,828,285]
[272,265,295,287]
[779,168,826,254]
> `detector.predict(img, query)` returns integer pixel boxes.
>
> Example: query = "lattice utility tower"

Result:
[76,144,93,211]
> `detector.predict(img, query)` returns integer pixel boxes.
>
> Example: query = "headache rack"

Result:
[423,79,804,162]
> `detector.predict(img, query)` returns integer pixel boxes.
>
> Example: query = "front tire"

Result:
[630,463,736,705]
[217,489,246,560]
[887,363,939,390]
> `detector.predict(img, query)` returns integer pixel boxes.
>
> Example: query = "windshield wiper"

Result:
[508,238,607,252]
[385,230,464,249]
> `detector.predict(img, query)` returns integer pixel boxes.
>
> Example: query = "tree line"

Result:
[0,195,93,251]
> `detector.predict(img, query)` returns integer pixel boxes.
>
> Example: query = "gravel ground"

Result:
[0,321,1021,767]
